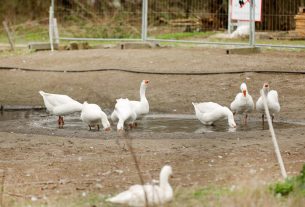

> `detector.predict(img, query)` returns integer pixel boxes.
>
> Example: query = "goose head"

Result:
[102,117,111,131]
[139,80,150,101]
[262,82,270,95]
[228,115,237,128]
[240,83,248,97]
[143,80,150,85]
[141,80,150,89]
[224,107,236,128]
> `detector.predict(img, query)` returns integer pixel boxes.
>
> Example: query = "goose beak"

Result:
[243,90,247,97]
[104,127,111,131]
[144,80,150,84]
[264,83,269,88]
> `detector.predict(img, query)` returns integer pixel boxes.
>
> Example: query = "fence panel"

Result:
[146,0,305,47]
[55,0,143,40]
[1,1,303,48]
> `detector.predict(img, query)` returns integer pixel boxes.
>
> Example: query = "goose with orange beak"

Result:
[256,83,280,125]
[129,80,150,116]
[111,80,149,129]
[230,82,254,125]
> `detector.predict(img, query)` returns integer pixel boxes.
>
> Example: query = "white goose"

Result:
[80,102,111,131]
[230,82,254,124]
[39,91,82,128]
[256,83,280,125]
[107,165,173,207]
[192,102,236,128]
[111,98,137,131]
[130,80,150,117]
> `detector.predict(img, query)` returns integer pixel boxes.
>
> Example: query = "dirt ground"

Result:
[0,47,305,206]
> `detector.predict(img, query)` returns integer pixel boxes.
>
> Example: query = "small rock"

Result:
[31,196,38,201]
[114,170,124,174]
[249,169,256,175]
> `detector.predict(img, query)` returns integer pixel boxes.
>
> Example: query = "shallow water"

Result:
[0,110,300,133]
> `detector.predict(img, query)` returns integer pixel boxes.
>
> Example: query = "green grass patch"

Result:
[155,31,216,40]
[270,164,305,197]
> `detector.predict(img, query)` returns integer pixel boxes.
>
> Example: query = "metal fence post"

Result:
[249,0,255,47]
[228,0,232,34]
[141,0,148,41]
[49,6,54,51]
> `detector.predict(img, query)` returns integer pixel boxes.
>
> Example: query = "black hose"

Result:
[0,66,305,75]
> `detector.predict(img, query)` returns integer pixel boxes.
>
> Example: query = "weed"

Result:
[271,164,305,196]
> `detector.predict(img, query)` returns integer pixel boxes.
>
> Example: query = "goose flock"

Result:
[38,81,280,206]
[39,80,150,130]
[39,81,280,131]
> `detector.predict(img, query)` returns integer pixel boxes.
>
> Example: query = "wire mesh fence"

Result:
[0,0,305,47]
[55,0,143,39]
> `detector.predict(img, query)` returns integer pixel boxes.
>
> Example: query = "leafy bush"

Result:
[271,164,305,196]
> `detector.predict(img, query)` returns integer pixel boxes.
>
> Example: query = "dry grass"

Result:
[4,184,304,207]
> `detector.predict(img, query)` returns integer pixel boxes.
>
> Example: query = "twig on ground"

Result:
[0,169,5,207]
[123,132,148,207]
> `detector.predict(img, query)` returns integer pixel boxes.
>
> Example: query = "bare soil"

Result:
[0,47,305,206]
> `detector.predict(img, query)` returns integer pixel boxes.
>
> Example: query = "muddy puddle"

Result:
[0,110,302,134]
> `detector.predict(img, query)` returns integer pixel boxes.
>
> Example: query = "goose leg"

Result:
[61,116,64,128]
[262,114,265,127]
[271,115,274,123]
[97,124,100,131]
[57,116,61,128]
[88,125,92,131]
[244,114,248,125]
[58,116,64,128]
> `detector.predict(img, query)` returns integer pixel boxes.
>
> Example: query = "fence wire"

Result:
[1,0,305,47]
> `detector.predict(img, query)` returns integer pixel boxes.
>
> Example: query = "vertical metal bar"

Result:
[53,18,59,44]
[249,0,255,47]
[141,0,148,41]
[51,0,54,12]
[260,89,287,179]
[252,0,256,47]
[49,6,54,51]
[228,0,232,33]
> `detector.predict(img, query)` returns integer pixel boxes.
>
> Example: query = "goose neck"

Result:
[140,85,147,101]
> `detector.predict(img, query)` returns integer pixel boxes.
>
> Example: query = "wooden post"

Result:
[2,21,14,51]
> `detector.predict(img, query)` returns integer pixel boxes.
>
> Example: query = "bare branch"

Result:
[123,132,148,207]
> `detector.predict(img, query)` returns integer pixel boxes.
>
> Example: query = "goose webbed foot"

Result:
[58,116,64,129]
